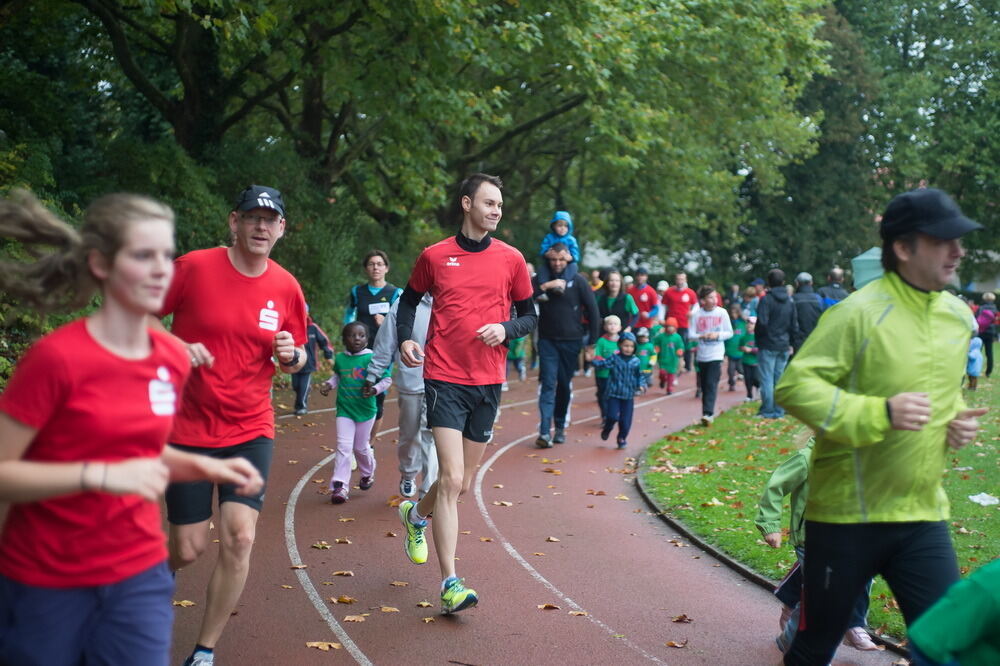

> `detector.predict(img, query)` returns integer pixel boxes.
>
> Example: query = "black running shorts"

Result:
[423,379,501,443]
[165,436,273,524]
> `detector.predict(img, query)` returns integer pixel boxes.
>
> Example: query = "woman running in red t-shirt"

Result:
[0,191,262,666]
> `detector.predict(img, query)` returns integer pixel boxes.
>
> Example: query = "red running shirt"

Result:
[662,286,698,329]
[409,237,533,385]
[0,320,189,587]
[159,248,307,447]
[628,283,660,329]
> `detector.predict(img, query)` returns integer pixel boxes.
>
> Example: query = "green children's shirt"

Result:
[593,335,620,379]
[653,332,684,374]
[636,341,656,375]
[333,350,386,422]
[741,334,759,365]
[724,318,748,359]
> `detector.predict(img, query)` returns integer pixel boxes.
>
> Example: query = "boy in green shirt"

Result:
[724,303,747,391]
[635,327,656,389]
[593,315,621,419]
[653,317,684,394]
[740,317,759,402]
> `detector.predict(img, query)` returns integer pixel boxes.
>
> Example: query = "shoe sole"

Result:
[331,494,347,504]
[398,502,427,565]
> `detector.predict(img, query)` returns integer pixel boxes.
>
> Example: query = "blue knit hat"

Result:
[618,331,637,344]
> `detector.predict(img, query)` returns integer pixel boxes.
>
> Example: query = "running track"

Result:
[170,371,900,665]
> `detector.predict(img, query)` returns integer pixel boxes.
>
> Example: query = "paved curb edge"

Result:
[634,451,909,659]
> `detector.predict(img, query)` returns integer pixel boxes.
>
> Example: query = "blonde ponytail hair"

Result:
[0,190,174,312]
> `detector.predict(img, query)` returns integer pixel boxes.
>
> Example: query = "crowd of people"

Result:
[0,180,995,665]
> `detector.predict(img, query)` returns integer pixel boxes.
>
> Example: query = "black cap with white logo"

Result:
[234,185,285,217]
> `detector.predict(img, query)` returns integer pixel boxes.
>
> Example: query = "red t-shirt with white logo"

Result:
[662,286,698,329]
[160,247,307,447]
[408,237,533,385]
[628,283,660,329]
[0,320,189,587]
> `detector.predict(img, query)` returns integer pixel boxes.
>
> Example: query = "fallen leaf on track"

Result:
[290,564,307,569]
[615,494,629,501]
[385,531,397,537]
[665,639,688,648]
[344,615,366,622]
[312,541,332,549]
[672,614,693,623]
[381,606,400,613]
[417,601,433,608]
[538,603,560,610]
[545,536,561,542]
[281,585,294,589]
[306,641,342,651]
[533,552,545,556]
[333,570,354,576]
[173,600,196,607]
[338,517,355,523]
[493,500,513,507]
[330,595,357,604]
[390,581,408,587]
[335,537,352,544]
[569,610,588,616]
[422,617,435,623]
[479,537,493,542]
[493,484,504,488]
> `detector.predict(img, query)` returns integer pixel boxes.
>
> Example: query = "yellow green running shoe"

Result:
[441,577,478,614]
[398,500,428,564]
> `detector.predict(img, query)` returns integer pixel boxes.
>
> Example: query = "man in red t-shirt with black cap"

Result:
[157,185,308,666]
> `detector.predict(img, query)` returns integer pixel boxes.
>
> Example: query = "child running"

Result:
[635,327,657,388]
[320,321,391,503]
[654,317,685,394]
[588,331,645,449]
[724,303,747,391]
[0,191,261,666]
[688,286,733,426]
[741,317,760,401]
[593,315,622,421]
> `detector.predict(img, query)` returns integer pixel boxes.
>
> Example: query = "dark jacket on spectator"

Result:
[756,287,799,352]
[792,284,823,350]
[533,272,601,342]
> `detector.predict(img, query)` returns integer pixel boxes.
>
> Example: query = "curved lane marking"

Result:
[473,390,689,666]
[285,390,688,664]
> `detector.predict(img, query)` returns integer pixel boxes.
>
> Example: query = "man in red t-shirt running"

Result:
[394,173,536,614]
[627,266,659,330]
[157,185,308,666]
[662,272,698,372]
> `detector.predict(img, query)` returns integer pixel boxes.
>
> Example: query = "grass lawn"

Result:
[639,373,999,640]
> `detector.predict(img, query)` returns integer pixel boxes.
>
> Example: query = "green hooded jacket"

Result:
[755,441,812,548]
[775,271,973,524]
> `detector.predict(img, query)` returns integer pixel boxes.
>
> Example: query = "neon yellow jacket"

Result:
[775,271,974,523]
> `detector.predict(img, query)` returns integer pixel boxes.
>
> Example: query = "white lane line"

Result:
[282,425,397,666]
[285,387,690,664]
[473,390,691,665]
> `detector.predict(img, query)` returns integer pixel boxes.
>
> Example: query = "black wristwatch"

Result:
[280,350,301,367]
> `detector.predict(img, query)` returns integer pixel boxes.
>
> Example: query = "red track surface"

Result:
[171,371,901,665]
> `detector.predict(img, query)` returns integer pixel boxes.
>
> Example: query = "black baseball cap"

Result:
[234,185,285,217]
[879,188,981,241]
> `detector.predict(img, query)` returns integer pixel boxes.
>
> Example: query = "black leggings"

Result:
[783,520,959,665]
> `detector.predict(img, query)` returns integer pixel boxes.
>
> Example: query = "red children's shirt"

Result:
[662,286,698,329]
[408,237,533,385]
[628,283,660,329]
[160,247,307,447]
[0,320,189,587]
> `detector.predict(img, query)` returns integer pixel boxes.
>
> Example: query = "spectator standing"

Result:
[533,243,601,448]
[662,272,698,372]
[363,294,437,499]
[160,185,308,666]
[292,309,334,415]
[395,173,536,615]
[627,267,659,330]
[688,286,733,425]
[791,272,823,354]
[967,337,983,391]
[817,267,850,308]
[976,292,996,377]
[723,283,742,309]
[596,270,639,330]
[345,250,402,445]
[755,268,798,419]
[775,187,987,665]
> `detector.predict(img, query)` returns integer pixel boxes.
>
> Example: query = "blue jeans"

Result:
[605,397,634,443]
[758,348,789,417]
[537,338,582,437]
[0,562,173,666]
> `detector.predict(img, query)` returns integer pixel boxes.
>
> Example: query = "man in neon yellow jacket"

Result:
[775,187,988,665]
